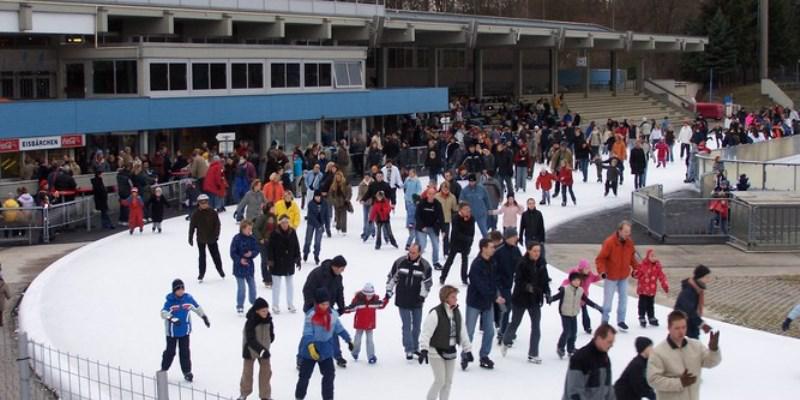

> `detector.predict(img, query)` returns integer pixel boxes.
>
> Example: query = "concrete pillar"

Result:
[473,48,483,98]
[636,57,645,95]
[315,120,322,143]
[259,124,269,154]
[139,131,149,156]
[550,48,560,95]
[428,48,439,87]
[376,47,388,88]
[759,0,768,80]
[512,48,523,99]
[583,50,591,98]
[610,51,618,96]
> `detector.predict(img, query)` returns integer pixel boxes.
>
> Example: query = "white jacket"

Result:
[382,165,403,190]
[678,126,693,144]
[647,337,721,400]
[419,304,472,358]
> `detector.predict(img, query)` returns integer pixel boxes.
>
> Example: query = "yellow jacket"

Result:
[274,199,301,229]
[3,198,20,222]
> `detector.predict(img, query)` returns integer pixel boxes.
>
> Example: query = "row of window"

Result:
[382,48,466,70]
[1,71,53,99]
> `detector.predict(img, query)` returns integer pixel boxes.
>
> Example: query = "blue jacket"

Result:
[230,233,260,277]
[305,171,322,192]
[460,184,490,218]
[293,158,304,179]
[306,198,330,228]
[161,293,206,338]
[466,255,498,310]
[403,177,422,203]
[298,308,351,360]
[492,242,521,296]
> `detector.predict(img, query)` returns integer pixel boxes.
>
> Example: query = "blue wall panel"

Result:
[0,88,448,138]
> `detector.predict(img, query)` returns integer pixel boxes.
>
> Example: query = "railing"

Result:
[0,173,119,202]
[643,79,695,114]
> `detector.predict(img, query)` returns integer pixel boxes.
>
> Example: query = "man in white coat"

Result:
[382,159,403,205]
[647,310,721,400]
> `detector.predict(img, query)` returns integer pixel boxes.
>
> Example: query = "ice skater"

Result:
[230,220,260,314]
[123,187,144,234]
[237,298,274,400]
[343,283,389,364]
[159,279,210,383]
[189,194,225,282]
[147,186,170,233]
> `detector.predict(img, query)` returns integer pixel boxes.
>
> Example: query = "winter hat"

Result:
[362,283,375,296]
[645,249,655,260]
[315,288,330,304]
[635,337,653,354]
[131,187,139,193]
[171,279,185,293]
[253,297,269,311]
[332,255,348,267]
[693,264,711,280]
[577,259,591,273]
[503,227,518,240]
[468,173,477,182]
[313,190,322,197]
[197,194,210,202]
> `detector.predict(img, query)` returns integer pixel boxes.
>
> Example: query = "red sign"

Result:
[61,134,85,148]
[0,139,19,153]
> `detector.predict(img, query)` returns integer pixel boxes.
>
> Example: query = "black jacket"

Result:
[386,255,433,309]
[519,209,545,244]
[495,148,514,176]
[629,148,647,175]
[461,151,485,174]
[492,242,521,295]
[511,255,551,308]
[614,355,656,400]
[361,180,392,203]
[564,341,615,400]
[267,227,300,277]
[449,215,475,252]
[445,178,461,200]
[147,195,170,222]
[116,169,132,199]
[90,176,108,211]
[54,171,77,192]
[189,208,221,244]
[302,260,345,312]
[674,278,704,335]
[415,199,444,233]
[242,309,275,359]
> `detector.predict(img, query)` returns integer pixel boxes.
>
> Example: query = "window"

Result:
[417,48,430,68]
[334,61,362,88]
[1,73,13,98]
[232,63,263,89]
[440,49,466,69]
[304,63,332,88]
[192,63,227,90]
[388,48,414,69]
[210,63,226,89]
[192,63,209,90]
[249,63,263,88]
[169,63,187,90]
[115,61,137,94]
[270,62,301,88]
[150,63,186,91]
[94,60,137,94]
[92,61,114,94]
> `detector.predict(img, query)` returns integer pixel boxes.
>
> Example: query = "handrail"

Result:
[643,79,695,112]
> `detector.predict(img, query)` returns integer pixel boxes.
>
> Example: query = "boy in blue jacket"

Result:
[295,288,353,400]
[231,220,260,314]
[159,279,210,382]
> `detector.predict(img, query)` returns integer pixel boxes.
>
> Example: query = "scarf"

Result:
[311,305,332,331]
[688,278,705,317]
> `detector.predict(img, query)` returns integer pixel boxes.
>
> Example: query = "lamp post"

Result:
[759,0,768,80]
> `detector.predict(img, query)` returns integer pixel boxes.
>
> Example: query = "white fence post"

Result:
[17,332,32,400]
[156,370,170,400]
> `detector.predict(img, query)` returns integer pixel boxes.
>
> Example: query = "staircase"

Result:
[560,91,694,126]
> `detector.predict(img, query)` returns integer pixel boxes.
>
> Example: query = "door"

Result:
[65,63,85,98]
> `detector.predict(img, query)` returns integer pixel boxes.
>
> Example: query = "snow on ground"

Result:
[19,160,798,399]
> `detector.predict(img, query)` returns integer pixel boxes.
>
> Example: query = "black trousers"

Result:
[198,242,224,280]
[638,295,656,320]
[161,335,191,374]
[259,242,272,284]
[605,180,618,196]
[580,304,592,333]
[441,223,451,255]
[441,248,470,283]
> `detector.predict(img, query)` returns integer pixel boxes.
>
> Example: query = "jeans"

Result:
[427,357,456,400]
[633,174,644,189]
[161,335,191,374]
[680,143,691,160]
[272,274,294,309]
[100,209,114,229]
[406,227,417,247]
[540,191,550,205]
[561,184,576,204]
[441,248,470,283]
[465,306,494,358]
[376,222,397,248]
[708,214,729,234]
[580,304,592,333]
[259,242,272,284]
[499,174,513,196]
[295,357,335,400]
[303,226,323,258]
[502,305,542,357]
[668,144,675,162]
[416,228,440,264]
[398,307,423,353]
[211,194,225,211]
[352,329,375,359]
[687,153,698,181]
[323,200,333,235]
[361,204,374,239]
[236,275,257,309]
[602,278,628,324]
[197,242,224,280]
[118,201,129,223]
[577,158,589,182]
[475,215,488,238]
[515,166,528,192]
[638,295,656,321]
[494,292,511,338]
[441,223,451,256]
[557,316,578,353]
[617,163,625,183]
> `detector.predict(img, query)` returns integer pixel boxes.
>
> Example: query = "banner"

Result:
[0,134,86,153]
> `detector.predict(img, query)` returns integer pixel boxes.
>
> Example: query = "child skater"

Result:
[549,272,602,359]
[148,186,170,233]
[493,193,524,232]
[369,191,398,250]
[344,283,389,364]
[654,139,669,168]
[123,187,145,234]
[603,158,621,197]
[558,161,576,207]
[535,168,554,206]
[632,249,669,328]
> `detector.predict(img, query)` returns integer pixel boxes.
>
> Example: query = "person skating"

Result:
[253,202,276,287]
[302,255,349,367]
[294,288,353,400]
[557,161,576,207]
[459,174,490,238]
[561,260,601,334]
[267,215,301,314]
[343,283,389,364]
[123,187,145,234]
[781,304,800,332]
[418,285,474,400]
[238,298,274,400]
[235,179,266,224]
[369,191,398,249]
[357,173,375,241]
[189,194,225,282]
[183,179,200,221]
[159,279,210,383]
[633,249,669,328]
[550,272,603,359]
[147,186,170,233]
[416,187,445,269]
[231,220,260,314]
[614,337,656,400]
[518,197,546,257]
[647,310,721,400]
[501,242,550,364]
[440,203,475,285]
[464,238,505,370]
[602,158,621,197]
[434,182,458,257]
[492,194,524,232]
[596,220,639,331]
[274,190,301,230]
[405,193,419,250]
[328,171,352,235]
[90,171,114,229]
[303,191,329,265]
[492,228,521,344]
[386,244,433,360]
[562,324,617,400]
[535,169,554,206]
[674,265,713,339]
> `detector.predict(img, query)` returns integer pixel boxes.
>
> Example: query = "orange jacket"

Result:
[611,139,627,161]
[262,181,285,204]
[595,232,638,280]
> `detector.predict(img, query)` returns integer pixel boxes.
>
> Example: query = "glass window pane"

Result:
[19,78,33,98]
[271,122,286,147]
[286,63,300,87]
[35,77,50,98]
[115,61,137,94]
[192,63,209,90]
[347,62,362,86]
[93,61,114,94]
[210,63,226,89]
[319,64,331,86]
[248,64,263,88]
[304,63,318,87]
[285,122,301,154]
[231,63,247,89]
[1,78,13,98]
[149,63,168,91]
[334,63,349,87]
[301,121,317,148]
[271,63,285,88]
[169,63,187,90]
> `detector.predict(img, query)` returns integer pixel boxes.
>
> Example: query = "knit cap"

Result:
[332,255,347,267]
[362,283,375,296]
[253,297,269,311]
[171,279,185,293]
[635,336,653,354]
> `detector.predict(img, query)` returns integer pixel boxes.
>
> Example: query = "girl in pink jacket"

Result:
[561,259,601,334]
[492,194,524,232]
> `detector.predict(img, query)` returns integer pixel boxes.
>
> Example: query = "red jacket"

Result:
[595,233,639,281]
[632,251,669,296]
[345,291,389,330]
[203,160,228,197]
[122,194,145,229]
[535,172,554,191]
[557,168,574,186]
[369,198,392,223]
[709,198,729,219]
[655,142,669,161]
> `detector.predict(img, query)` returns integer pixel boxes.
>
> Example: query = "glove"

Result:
[679,369,697,387]
[296,260,302,270]
[462,351,474,363]
[418,350,429,365]
[418,296,426,304]
[545,293,552,304]
[782,318,793,332]
[307,343,320,361]
[708,330,720,351]
[258,349,271,359]
[348,341,355,352]
[386,291,394,299]
[701,324,712,334]
[188,238,193,247]
[600,273,607,279]
[169,317,181,326]
[202,316,210,328]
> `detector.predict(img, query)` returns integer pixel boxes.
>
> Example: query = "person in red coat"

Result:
[632,249,669,328]
[122,187,145,234]
[343,283,389,364]
[369,191,397,249]
[203,156,228,212]
[654,139,669,168]
[535,169,555,206]
[557,161,575,207]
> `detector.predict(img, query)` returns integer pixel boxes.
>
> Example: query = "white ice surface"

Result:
[19,160,798,399]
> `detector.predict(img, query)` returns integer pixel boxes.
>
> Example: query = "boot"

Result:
[649,318,660,327]
[639,318,647,328]
[479,356,494,369]
[183,372,193,382]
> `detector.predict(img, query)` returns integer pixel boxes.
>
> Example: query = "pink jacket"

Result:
[561,266,601,305]
[495,203,524,228]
